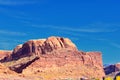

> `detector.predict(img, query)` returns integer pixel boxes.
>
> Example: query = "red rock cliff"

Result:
[12,36,77,59]
[0,50,12,62]
[4,36,105,79]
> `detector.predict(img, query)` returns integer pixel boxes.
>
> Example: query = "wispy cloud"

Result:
[0,41,22,50]
[0,35,26,50]
[110,43,120,49]
[0,30,27,36]
[0,42,11,50]
[31,24,117,33]
[59,27,116,33]
[0,7,33,25]
[0,0,37,6]
[95,38,120,49]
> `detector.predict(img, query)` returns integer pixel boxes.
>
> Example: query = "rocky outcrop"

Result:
[9,55,39,73]
[0,63,41,80]
[12,36,77,59]
[0,50,12,62]
[0,63,16,75]
[22,49,105,79]
[104,63,120,75]
[0,36,105,79]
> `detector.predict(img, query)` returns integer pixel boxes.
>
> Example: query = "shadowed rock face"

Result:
[104,63,120,75]
[0,36,105,79]
[9,55,39,73]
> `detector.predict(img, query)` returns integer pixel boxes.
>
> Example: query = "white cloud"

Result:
[0,30,27,36]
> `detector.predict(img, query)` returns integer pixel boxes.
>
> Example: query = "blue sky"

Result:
[0,0,120,64]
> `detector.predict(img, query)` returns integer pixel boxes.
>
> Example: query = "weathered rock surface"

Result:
[9,55,39,73]
[23,49,105,79]
[12,36,77,59]
[0,50,12,62]
[104,63,120,77]
[0,63,42,80]
[0,36,105,79]
[0,63,16,75]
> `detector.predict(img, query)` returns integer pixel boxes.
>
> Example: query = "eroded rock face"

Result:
[22,50,105,79]
[9,55,39,73]
[0,36,105,79]
[0,63,16,75]
[104,63,120,75]
[12,36,77,59]
[0,50,12,62]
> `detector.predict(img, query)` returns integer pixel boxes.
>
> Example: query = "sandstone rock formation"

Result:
[12,36,77,59]
[9,55,39,73]
[0,50,12,62]
[0,63,40,80]
[23,50,105,79]
[104,63,120,77]
[0,63,16,75]
[0,36,105,80]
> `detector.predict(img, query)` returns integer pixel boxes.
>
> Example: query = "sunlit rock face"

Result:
[0,36,105,79]
[12,36,77,59]
[0,50,12,62]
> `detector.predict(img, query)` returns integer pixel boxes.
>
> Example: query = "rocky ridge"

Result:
[0,36,105,80]
[11,36,77,59]
[104,63,120,78]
